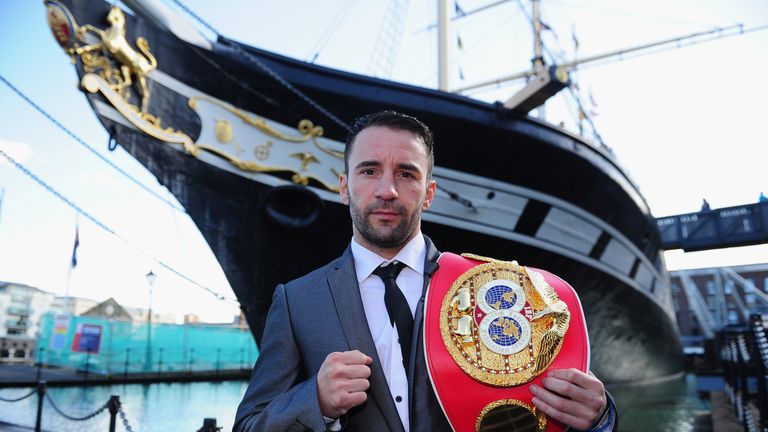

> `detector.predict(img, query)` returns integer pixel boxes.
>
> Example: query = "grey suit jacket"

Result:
[233,235,451,432]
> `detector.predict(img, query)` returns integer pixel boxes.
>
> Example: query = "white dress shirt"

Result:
[350,233,427,432]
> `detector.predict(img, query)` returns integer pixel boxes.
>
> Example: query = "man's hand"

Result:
[317,350,373,419]
[530,369,607,431]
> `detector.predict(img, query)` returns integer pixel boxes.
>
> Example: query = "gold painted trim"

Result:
[82,74,340,191]
[45,0,81,58]
[188,96,344,159]
[475,399,546,432]
[187,96,341,191]
[81,73,198,154]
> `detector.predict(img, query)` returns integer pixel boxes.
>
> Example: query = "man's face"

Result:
[340,126,436,256]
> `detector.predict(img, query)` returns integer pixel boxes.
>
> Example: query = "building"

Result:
[0,281,55,364]
[51,295,99,316]
[81,297,133,321]
[123,306,177,324]
[670,263,768,354]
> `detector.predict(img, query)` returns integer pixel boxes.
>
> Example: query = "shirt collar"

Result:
[350,233,426,283]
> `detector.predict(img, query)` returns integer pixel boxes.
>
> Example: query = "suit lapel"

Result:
[327,247,404,432]
[408,235,440,399]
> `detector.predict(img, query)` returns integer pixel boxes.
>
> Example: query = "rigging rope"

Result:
[306,0,357,62]
[0,147,239,306]
[0,74,187,214]
[169,0,351,131]
[513,0,606,147]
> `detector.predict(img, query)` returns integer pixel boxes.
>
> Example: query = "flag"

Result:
[454,1,466,17]
[539,20,552,31]
[70,223,80,268]
[589,88,599,116]
[457,34,463,50]
[572,26,580,51]
[459,66,465,81]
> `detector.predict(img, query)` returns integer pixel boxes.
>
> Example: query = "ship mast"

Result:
[531,0,544,75]
[437,0,450,91]
[531,0,547,118]
[455,23,765,93]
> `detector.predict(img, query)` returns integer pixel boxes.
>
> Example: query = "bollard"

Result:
[200,418,221,432]
[107,395,120,432]
[84,349,91,378]
[35,347,45,382]
[35,381,46,432]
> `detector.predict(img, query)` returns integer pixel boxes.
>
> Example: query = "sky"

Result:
[0,0,766,322]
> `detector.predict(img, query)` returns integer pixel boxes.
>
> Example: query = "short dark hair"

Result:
[344,110,435,178]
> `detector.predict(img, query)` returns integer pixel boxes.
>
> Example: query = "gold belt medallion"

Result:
[439,254,571,387]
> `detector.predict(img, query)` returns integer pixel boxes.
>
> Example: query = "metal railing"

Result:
[721,314,768,432]
[34,345,255,377]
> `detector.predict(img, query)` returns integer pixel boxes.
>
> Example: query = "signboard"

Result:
[50,314,70,351]
[72,323,102,354]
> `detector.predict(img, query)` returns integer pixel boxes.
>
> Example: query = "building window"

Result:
[724,280,734,295]
[706,280,716,295]
[763,277,768,293]
[728,310,739,324]
[746,278,756,291]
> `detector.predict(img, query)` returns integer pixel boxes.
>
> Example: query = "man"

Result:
[234,111,616,431]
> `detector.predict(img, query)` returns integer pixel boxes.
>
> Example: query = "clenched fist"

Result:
[317,350,373,419]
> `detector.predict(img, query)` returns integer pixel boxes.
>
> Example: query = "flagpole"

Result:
[437,0,450,91]
[64,213,80,316]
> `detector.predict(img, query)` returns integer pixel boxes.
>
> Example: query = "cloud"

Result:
[0,139,33,167]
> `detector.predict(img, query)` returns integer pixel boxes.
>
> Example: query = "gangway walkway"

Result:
[657,201,768,251]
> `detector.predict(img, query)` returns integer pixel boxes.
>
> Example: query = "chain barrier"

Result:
[0,388,36,403]
[0,74,186,213]
[118,406,136,432]
[0,381,224,432]
[45,392,109,422]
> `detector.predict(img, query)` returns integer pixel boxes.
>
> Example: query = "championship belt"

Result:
[424,252,590,432]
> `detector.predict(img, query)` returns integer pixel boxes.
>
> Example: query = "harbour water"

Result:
[0,381,249,432]
[609,374,712,432]
[0,374,715,431]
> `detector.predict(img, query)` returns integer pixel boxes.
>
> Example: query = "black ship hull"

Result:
[50,0,683,383]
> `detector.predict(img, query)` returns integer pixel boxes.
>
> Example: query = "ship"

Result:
[44,0,683,383]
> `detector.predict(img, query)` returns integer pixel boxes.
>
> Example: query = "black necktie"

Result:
[373,262,413,373]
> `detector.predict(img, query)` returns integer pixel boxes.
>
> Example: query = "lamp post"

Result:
[145,270,156,372]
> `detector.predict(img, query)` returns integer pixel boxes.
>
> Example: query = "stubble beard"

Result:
[349,198,423,250]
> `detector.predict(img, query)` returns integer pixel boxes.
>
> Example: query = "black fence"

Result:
[721,314,768,432]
